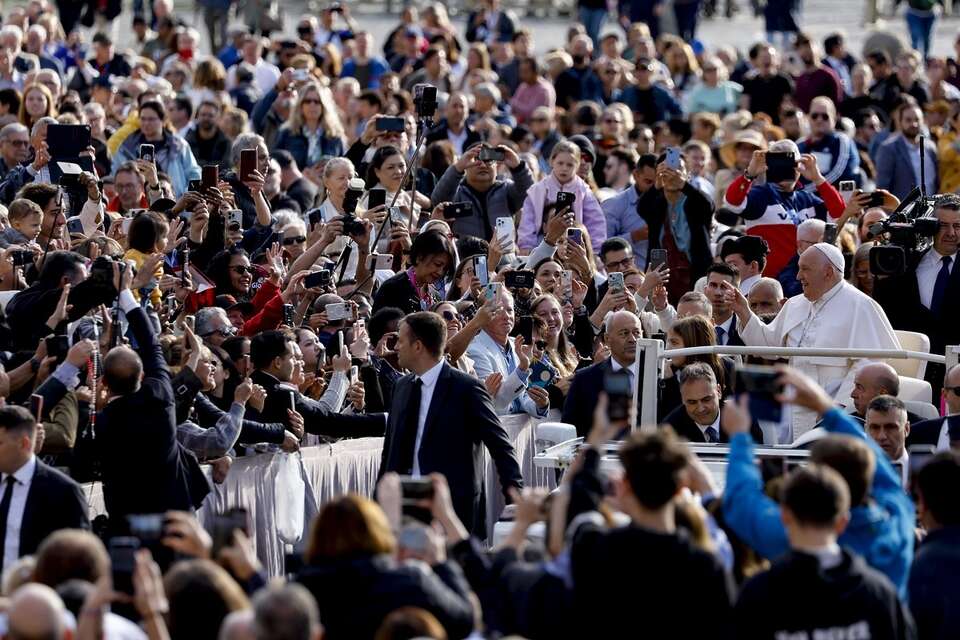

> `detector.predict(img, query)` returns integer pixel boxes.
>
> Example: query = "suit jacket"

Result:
[718,317,745,347]
[248,370,385,439]
[17,459,90,557]
[561,357,644,437]
[907,416,960,448]
[378,362,522,536]
[661,405,764,444]
[466,330,542,418]
[873,247,960,358]
[875,134,938,201]
[98,306,199,525]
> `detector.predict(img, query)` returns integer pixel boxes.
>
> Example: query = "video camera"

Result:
[867,186,941,276]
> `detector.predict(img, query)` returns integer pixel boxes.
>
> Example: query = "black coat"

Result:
[425,119,483,151]
[735,549,915,640]
[561,358,644,437]
[661,404,764,444]
[372,271,422,316]
[909,525,960,640]
[5,284,60,352]
[16,459,90,557]
[637,182,715,286]
[296,554,474,640]
[378,362,522,536]
[97,306,201,525]
[907,416,959,448]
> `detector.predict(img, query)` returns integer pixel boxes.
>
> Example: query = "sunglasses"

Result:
[283,235,307,245]
[201,326,237,338]
[302,98,321,105]
[809,112,831,121]
[231,265,256,275]
[441,310,460,322]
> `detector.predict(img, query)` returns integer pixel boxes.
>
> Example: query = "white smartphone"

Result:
[226,208,243,231]
[349,365,358,384]
[495,217,515,253]
[561,270,574,302]
[474,255,488,285]
[366,253,394,270]
[838,180,856,204]
[608,271,625,294]
[325,302,354,322]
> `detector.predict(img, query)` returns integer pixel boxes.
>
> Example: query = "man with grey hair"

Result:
[0,122,28,179]
[747,277,785,318]
[0,115,58,201]
[663,362,764,443]
[676,291,713,321]
[779,217,826,297]
[196,307,237,347]
[865,394,911,484]
[471,81,515,128]
[252,583,323,640]
[226,133,272,229]
[723,137,846,280]
[219,610,256,640]
[725,242,901,439]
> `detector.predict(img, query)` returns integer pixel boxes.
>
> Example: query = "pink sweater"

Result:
[509,79,556,125]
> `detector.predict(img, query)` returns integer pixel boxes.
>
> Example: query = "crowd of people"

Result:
[0,0,954,637]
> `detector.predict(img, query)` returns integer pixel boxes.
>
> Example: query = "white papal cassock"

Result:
[738,279,902,439]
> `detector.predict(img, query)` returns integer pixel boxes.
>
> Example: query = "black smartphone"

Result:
[399,475,434,524]
[108,537,141,595]
[566,228,583,245]
[445,202,474,219]
[304,270,331,289]
[649,248,668,271]
[307,208,323,228]
[556,191,576,210]
[45,335,69,363]
[201,165,219,190]
[604,370,633,423]
[503,269,536,289]
[180,247,190,287]
[11,250,33,267]
[823,222,838,245]
[479,146,505,162]
[864,191,885,207]
[188,179,202,191]
[66,218,85,236]
[239,148,257,181]
[336,331,345,358]
[385,333,399,351]
[127,513,165,544]
[139,143,155,162]
[734,365,784,423]
[282,303,295,326]
[211,508,249,555]
[367,187,387,210]
[515,315,535,344]
[30,393,43,422]
[376,116,405,132]
[765,152,797,183]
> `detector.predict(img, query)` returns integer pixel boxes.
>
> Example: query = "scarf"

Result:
[664,194,692,257]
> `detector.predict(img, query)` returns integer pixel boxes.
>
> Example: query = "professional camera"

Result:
[338,214,367,237]
[867,186,941,276]
[67,255,126,321]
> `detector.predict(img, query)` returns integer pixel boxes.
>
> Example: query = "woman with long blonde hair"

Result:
[274,81,346,169]
[18,82,56,129]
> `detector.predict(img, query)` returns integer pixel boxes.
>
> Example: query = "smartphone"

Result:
[388,207,406,226]
[239,148,258,182]
[556,191,576,210]
[307,208,323,228]
[665,146,682,171]
[304,269,332,289]
[734,365,784,423]
[608,271,625,294]
[474,255,488,286]
[367,187,387,210]
[765,151,797,183]
[184,314,195,332]
[292,68,310,82]
[838,180,856,204]
[201,165,219,190]
[863,191,885,207]
[561,270,574,302]
[604,370,634,422]
[138,144,155,162]
[121,217,133,235]
[445,202,474,219]
[325,302,353,321]
[399,475,434,524]
[282,303,295,326]
[823,222,838,245]
[336,331,345,358]
[529,360,557,389]
[44,335,69,363]
[67,218,85,235]
[495,217,515,253]
[484,282,501,303]
[349,365,359,384]
[366,253,393,271]
[188,179,202,191]
[515,315,535,344]
[127,513,165,543]
[376,116,405,132]
[11,250,34,267]
[504,269,535,289]
[225,208,243,232]
[211,508,249,556]
[479,146,505,162]
[29,393,43,422]
[180,247,190,287]
[566,228,583,245]
[385,333,399,350]
[287,387,297,414]
[649,248,668,271]
[108,537,141,595]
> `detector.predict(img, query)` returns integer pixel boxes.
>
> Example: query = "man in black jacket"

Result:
[6,251,87,353]
[424,93,482,155]
[662,363,764,443]
[184,101,231,170]
[735,463,914,639]
[910,450,960,640]
[0,405,88,571]
[247,331,385,440]
[97,261,206,531]
[378,312,522,537]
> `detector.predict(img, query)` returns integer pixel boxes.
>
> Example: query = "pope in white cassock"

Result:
[723,242,901,439]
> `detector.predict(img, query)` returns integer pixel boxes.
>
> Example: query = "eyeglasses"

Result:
[302,98,321,105]
[201,326,237,338]
[703,66,718,72]
[231,265,256,275]
[441,310,460,322]
[605,257,634,270]
[283,235,307,245]
[809,112,831,121]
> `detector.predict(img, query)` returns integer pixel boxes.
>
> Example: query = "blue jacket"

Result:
[723,408,915,600]
[273,125,345,170]
[112,131,200,198]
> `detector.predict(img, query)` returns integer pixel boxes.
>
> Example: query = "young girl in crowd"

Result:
[517,141,607,254]
[124,210,169,309]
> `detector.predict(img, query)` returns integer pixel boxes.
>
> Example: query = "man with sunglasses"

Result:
[910,365,960,451]
[798,97,860,191]
[0,123,28,181]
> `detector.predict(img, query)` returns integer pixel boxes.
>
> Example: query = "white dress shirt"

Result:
[2,455,36,567]
[696,413,722,442]
[935,417,954,451]
[411,359,446,476]
[740,274,761,295]
[916,248,956,310]
[894,450,909,488]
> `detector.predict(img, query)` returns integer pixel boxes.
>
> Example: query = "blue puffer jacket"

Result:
[723,407,915,600]
[112,130,200,197]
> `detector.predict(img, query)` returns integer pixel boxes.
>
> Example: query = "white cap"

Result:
[810,242,844,273]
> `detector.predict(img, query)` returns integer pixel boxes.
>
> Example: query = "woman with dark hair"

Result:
[164,559,250,639]
[111,99,201,196]
[372,229,457,315]
[658,314,735,421]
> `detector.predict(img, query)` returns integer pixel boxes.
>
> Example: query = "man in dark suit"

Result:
[873,196,959,396]
[378,311,522,536]
[424,93,482,155]
[908,364,960,449]
[248,331,385,440]
[98,261,207,531]
[850,362,925,425]
[704,263,745,347]
[563,311,643,437]
[0,405,88,571]
[662,362,764,443]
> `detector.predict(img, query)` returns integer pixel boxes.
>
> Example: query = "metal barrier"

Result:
[636,341,955,434]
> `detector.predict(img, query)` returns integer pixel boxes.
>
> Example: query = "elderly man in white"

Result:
[723,242,901,439]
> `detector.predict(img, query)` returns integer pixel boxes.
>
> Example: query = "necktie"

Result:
[396,379,423,474]
[930,256,953,315]
[715,325,726,345]
[0,476,17,572]
[704,426,720,443]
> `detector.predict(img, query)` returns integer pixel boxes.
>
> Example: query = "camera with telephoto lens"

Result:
[867,186,941,276]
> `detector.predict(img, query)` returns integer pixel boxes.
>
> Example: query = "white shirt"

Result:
[2,455,36,567]
[411,359,446,476]
[916,248,956,310]
[447,127,468,155]
[697,413,722,441]
[894,450,909,488]
[715,314,736,345]
[740,274,761,295]
[227,58,280,94]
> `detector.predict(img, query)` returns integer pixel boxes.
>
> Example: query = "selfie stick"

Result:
[919,134,926,198]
